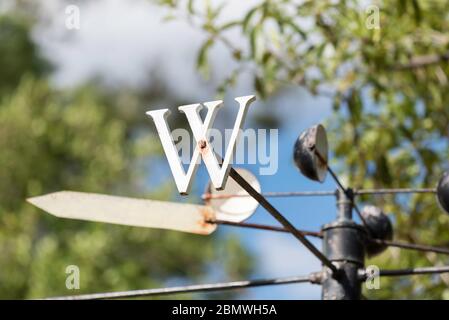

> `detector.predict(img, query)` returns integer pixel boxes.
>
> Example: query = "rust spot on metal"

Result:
[202,192,212,201]
[197,140,211,158]
[198,139,207,149]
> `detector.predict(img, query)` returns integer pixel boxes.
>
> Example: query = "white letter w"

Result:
[146,95,255,195]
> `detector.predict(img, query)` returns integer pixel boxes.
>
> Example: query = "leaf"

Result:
[254,76,267,99]
[187,0,195,15]
[332,93,342,111]
[217,70,239,97]
[412,0,422,25]
[285,19,307,40]
[398,0,408,13]
[162,14,176,22]
[213,2,226,20]
[220,20,240,31]
[316,43,326,59]
[347,90,363,124]
[197,38,214,79]
[250,25,262,60]
[242,6,259,34]
[224,46,237,60]
[262,51,272,65]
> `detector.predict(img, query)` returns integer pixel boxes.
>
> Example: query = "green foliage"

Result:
[0,77,252,299]
[0,15,50,95]
[0,12,253,299]
[161,0,449,299]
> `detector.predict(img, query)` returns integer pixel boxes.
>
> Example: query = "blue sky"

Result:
[193,95,336,299]
[149,89,338,299]
[34,0,343,299]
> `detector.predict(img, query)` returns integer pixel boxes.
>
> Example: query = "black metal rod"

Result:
[355,188,436,195]
[203,190,337,200]
[45,274,316,300]
[210,219,323,238]
[202,188,437,200]
[371,239,449,255]
[211,220,449,255]
[229,168,338,274]
[314,150,370,229]
[211,220,449,256]
[379,266,449,277]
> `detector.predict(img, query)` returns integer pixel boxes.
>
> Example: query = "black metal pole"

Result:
[321,189,366,300]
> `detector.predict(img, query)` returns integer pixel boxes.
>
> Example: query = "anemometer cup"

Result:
[362,206,393,257]
[294,124,328,183]
[437,171,449,215]
[204,168,260,223]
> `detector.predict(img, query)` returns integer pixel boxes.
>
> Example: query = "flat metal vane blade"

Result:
[27,191,216,235]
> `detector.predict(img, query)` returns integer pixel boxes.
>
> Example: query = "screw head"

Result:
[198,140,207,149]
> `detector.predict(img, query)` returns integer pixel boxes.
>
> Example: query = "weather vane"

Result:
[27,94,449,300]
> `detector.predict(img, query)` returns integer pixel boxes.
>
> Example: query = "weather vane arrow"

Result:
[27,191,217,235]
[27,95,261,235]
[26,107,449,300]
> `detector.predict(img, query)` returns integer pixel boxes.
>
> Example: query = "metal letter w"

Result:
[146,95,255,195]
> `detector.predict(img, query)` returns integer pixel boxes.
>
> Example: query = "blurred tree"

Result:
[0,11,252,298]
[160,0,449,299]
[0,14,50,95]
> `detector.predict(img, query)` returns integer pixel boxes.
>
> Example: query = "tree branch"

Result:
[393,51,449,70]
